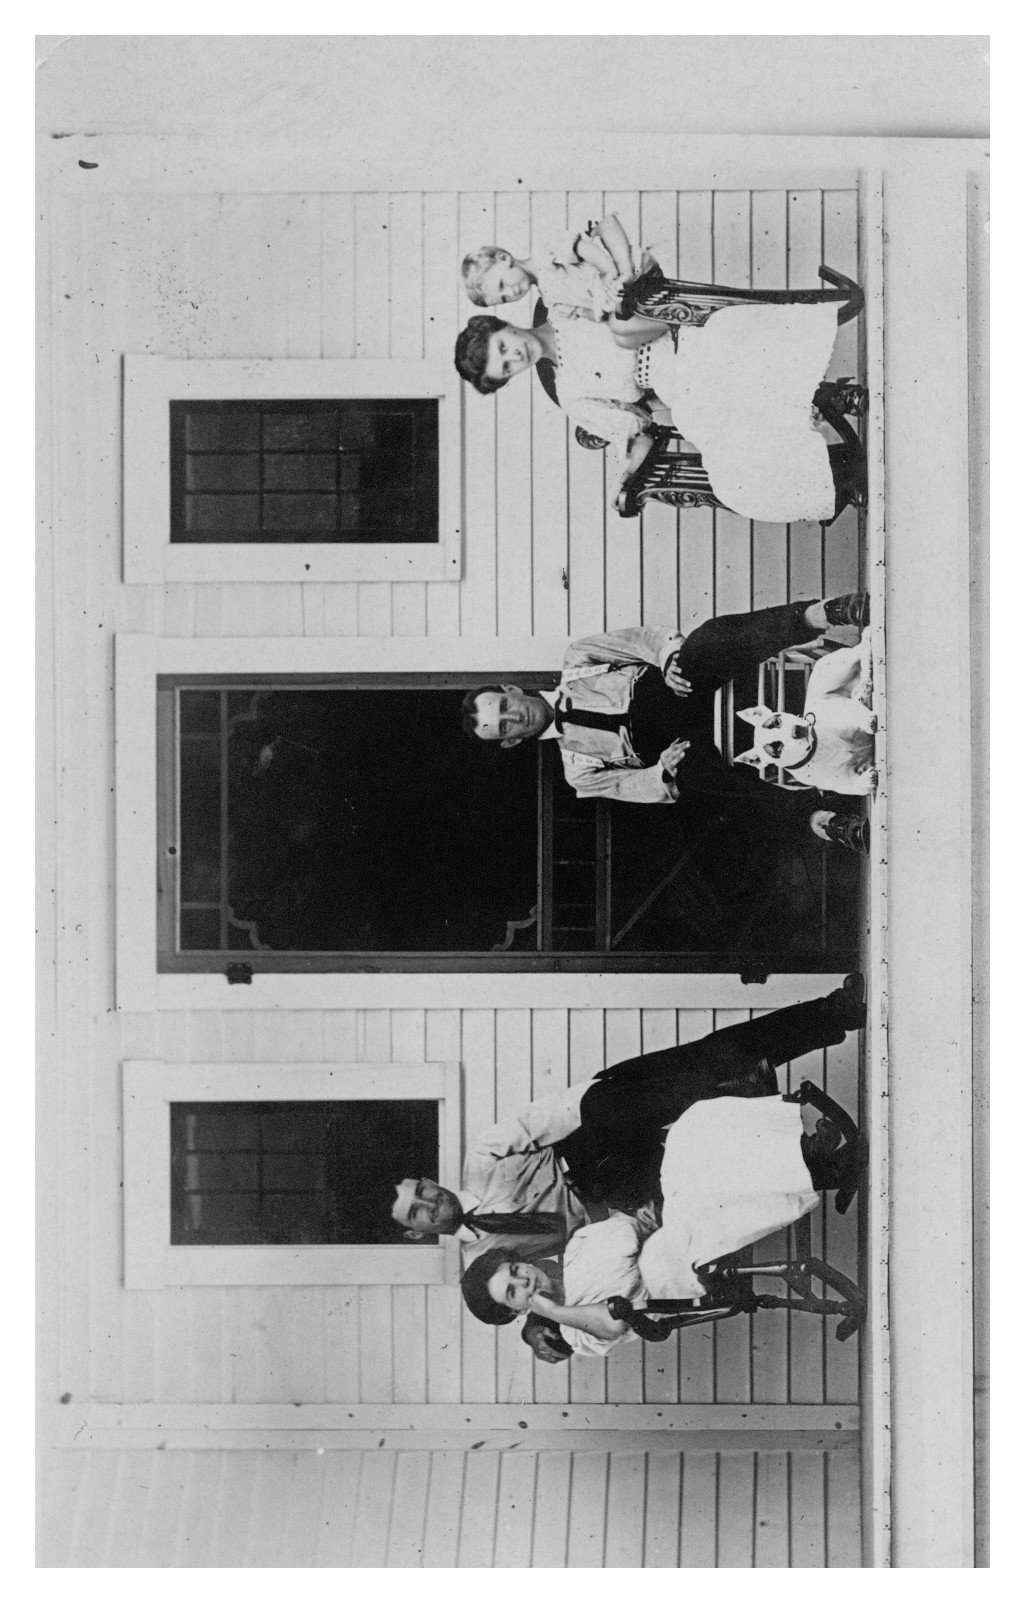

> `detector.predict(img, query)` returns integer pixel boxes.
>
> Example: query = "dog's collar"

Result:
[783,727,818,772]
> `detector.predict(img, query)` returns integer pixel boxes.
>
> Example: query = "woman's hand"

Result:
[527,1291,563,1322]
[664,660,693,697]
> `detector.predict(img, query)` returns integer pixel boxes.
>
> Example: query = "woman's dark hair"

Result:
[460,1245,519,1326]
[454,315,508,395]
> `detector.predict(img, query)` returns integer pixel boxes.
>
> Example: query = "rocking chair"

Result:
[619,261,863,329]
[609,1076,867,1345]
[531,296,724,518]
[715,639,838,790]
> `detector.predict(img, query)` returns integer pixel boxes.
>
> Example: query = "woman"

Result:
[460,1089,862,1358]
[453,275,866,525]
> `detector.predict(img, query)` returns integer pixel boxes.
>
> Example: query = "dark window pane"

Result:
[187,1150,259,1191]
[263,494,337,533]
[262,1153,323,1191]
[335,409,379,450]
[338,494,361,532]
[170,1100,439,1245]
[263,454,337,493]
[260,1107,328,1152]
[336,456,361,491]
[184,409,260,451]
[179,734,222,910]
[187,1110,260,1150]
[170,400,439,546]
[179,691,222,737]
[186,453,261,493]
[215,688,539,952]
[189,1193,264,1241]
[185,494,261,536]
[262,412,336,451]
[179,907,222,950]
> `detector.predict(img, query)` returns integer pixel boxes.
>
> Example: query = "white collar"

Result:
[538,687,560,739]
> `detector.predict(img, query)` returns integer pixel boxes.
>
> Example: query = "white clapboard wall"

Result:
[41,181,864,1565]
[39,1443,863,1568]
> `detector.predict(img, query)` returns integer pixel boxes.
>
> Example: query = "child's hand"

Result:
[595,275,626,316]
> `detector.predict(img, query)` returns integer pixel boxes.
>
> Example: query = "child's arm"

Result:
[588,214,636,278]
[573,230,621,278]
[608,314,671,349]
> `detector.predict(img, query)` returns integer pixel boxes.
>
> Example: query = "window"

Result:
[123,357,461,582]
[170,1100,439,1246]
[155,673,860,976]
[169,399,439,546]
[122,1059,461,1287]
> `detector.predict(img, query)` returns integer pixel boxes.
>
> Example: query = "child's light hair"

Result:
[461,244,506,307]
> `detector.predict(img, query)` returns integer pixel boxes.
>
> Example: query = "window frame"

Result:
[123,357,462,583]
[122,1058,463,1287]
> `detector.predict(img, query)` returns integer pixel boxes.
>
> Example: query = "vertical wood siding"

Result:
[39,1444,861,1567]
[42,180,864,1562]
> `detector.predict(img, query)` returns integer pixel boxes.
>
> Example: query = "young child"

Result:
[462,214,649,321]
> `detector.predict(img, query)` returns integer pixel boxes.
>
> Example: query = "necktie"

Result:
[554,695,627,736]
[464,1210,565,1237]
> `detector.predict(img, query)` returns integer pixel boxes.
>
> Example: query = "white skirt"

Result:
[638,1095,819,1301]
[648,303,840,523]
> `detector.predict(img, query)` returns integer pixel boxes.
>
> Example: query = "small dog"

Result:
[734,631,877,796]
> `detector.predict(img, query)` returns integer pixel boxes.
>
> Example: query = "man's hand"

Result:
[663,659,693,697]
[659,737,691,778]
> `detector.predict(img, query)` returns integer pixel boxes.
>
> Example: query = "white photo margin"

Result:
[122,1058,462,1288]
[123,356,463,583]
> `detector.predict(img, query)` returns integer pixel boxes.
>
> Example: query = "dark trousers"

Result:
[555,994,844,1212]
[629,600,820,813]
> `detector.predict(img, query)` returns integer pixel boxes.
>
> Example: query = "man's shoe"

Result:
[824,971,867,1033]
[818,811,870,855]
[823,591,870,629]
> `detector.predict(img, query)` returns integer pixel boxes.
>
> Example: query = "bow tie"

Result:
[554,695,627,736]
[463,1210,565,1238]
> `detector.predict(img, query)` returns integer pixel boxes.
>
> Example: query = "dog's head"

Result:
[735,705,817,774]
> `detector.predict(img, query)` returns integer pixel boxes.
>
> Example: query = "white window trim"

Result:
[122,1059,462,1288]
[123,356,463,583]
[114,629,839,1014]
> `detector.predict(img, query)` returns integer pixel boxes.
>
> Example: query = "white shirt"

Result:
[456,1080,597,1264]
[546,626,685,804]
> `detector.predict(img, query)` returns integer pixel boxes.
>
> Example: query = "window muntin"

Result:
[169,399,439,545]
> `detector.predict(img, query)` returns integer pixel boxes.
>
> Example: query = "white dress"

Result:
[557,1095,819,1358]
[552,303,840,523]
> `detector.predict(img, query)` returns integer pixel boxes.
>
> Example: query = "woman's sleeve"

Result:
[559,1320,637,1358]
[563,396,646,463]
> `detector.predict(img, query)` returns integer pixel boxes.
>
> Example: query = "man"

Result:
[390,977,867,1361]
[461,595,870,852]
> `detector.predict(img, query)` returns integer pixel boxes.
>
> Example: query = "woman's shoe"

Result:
[831,377,869,418]
[830,453,868,517]
[791,1079,868,1215]
[823,971,868,1032]
[818,812,870,855]
[823,592,870,628]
